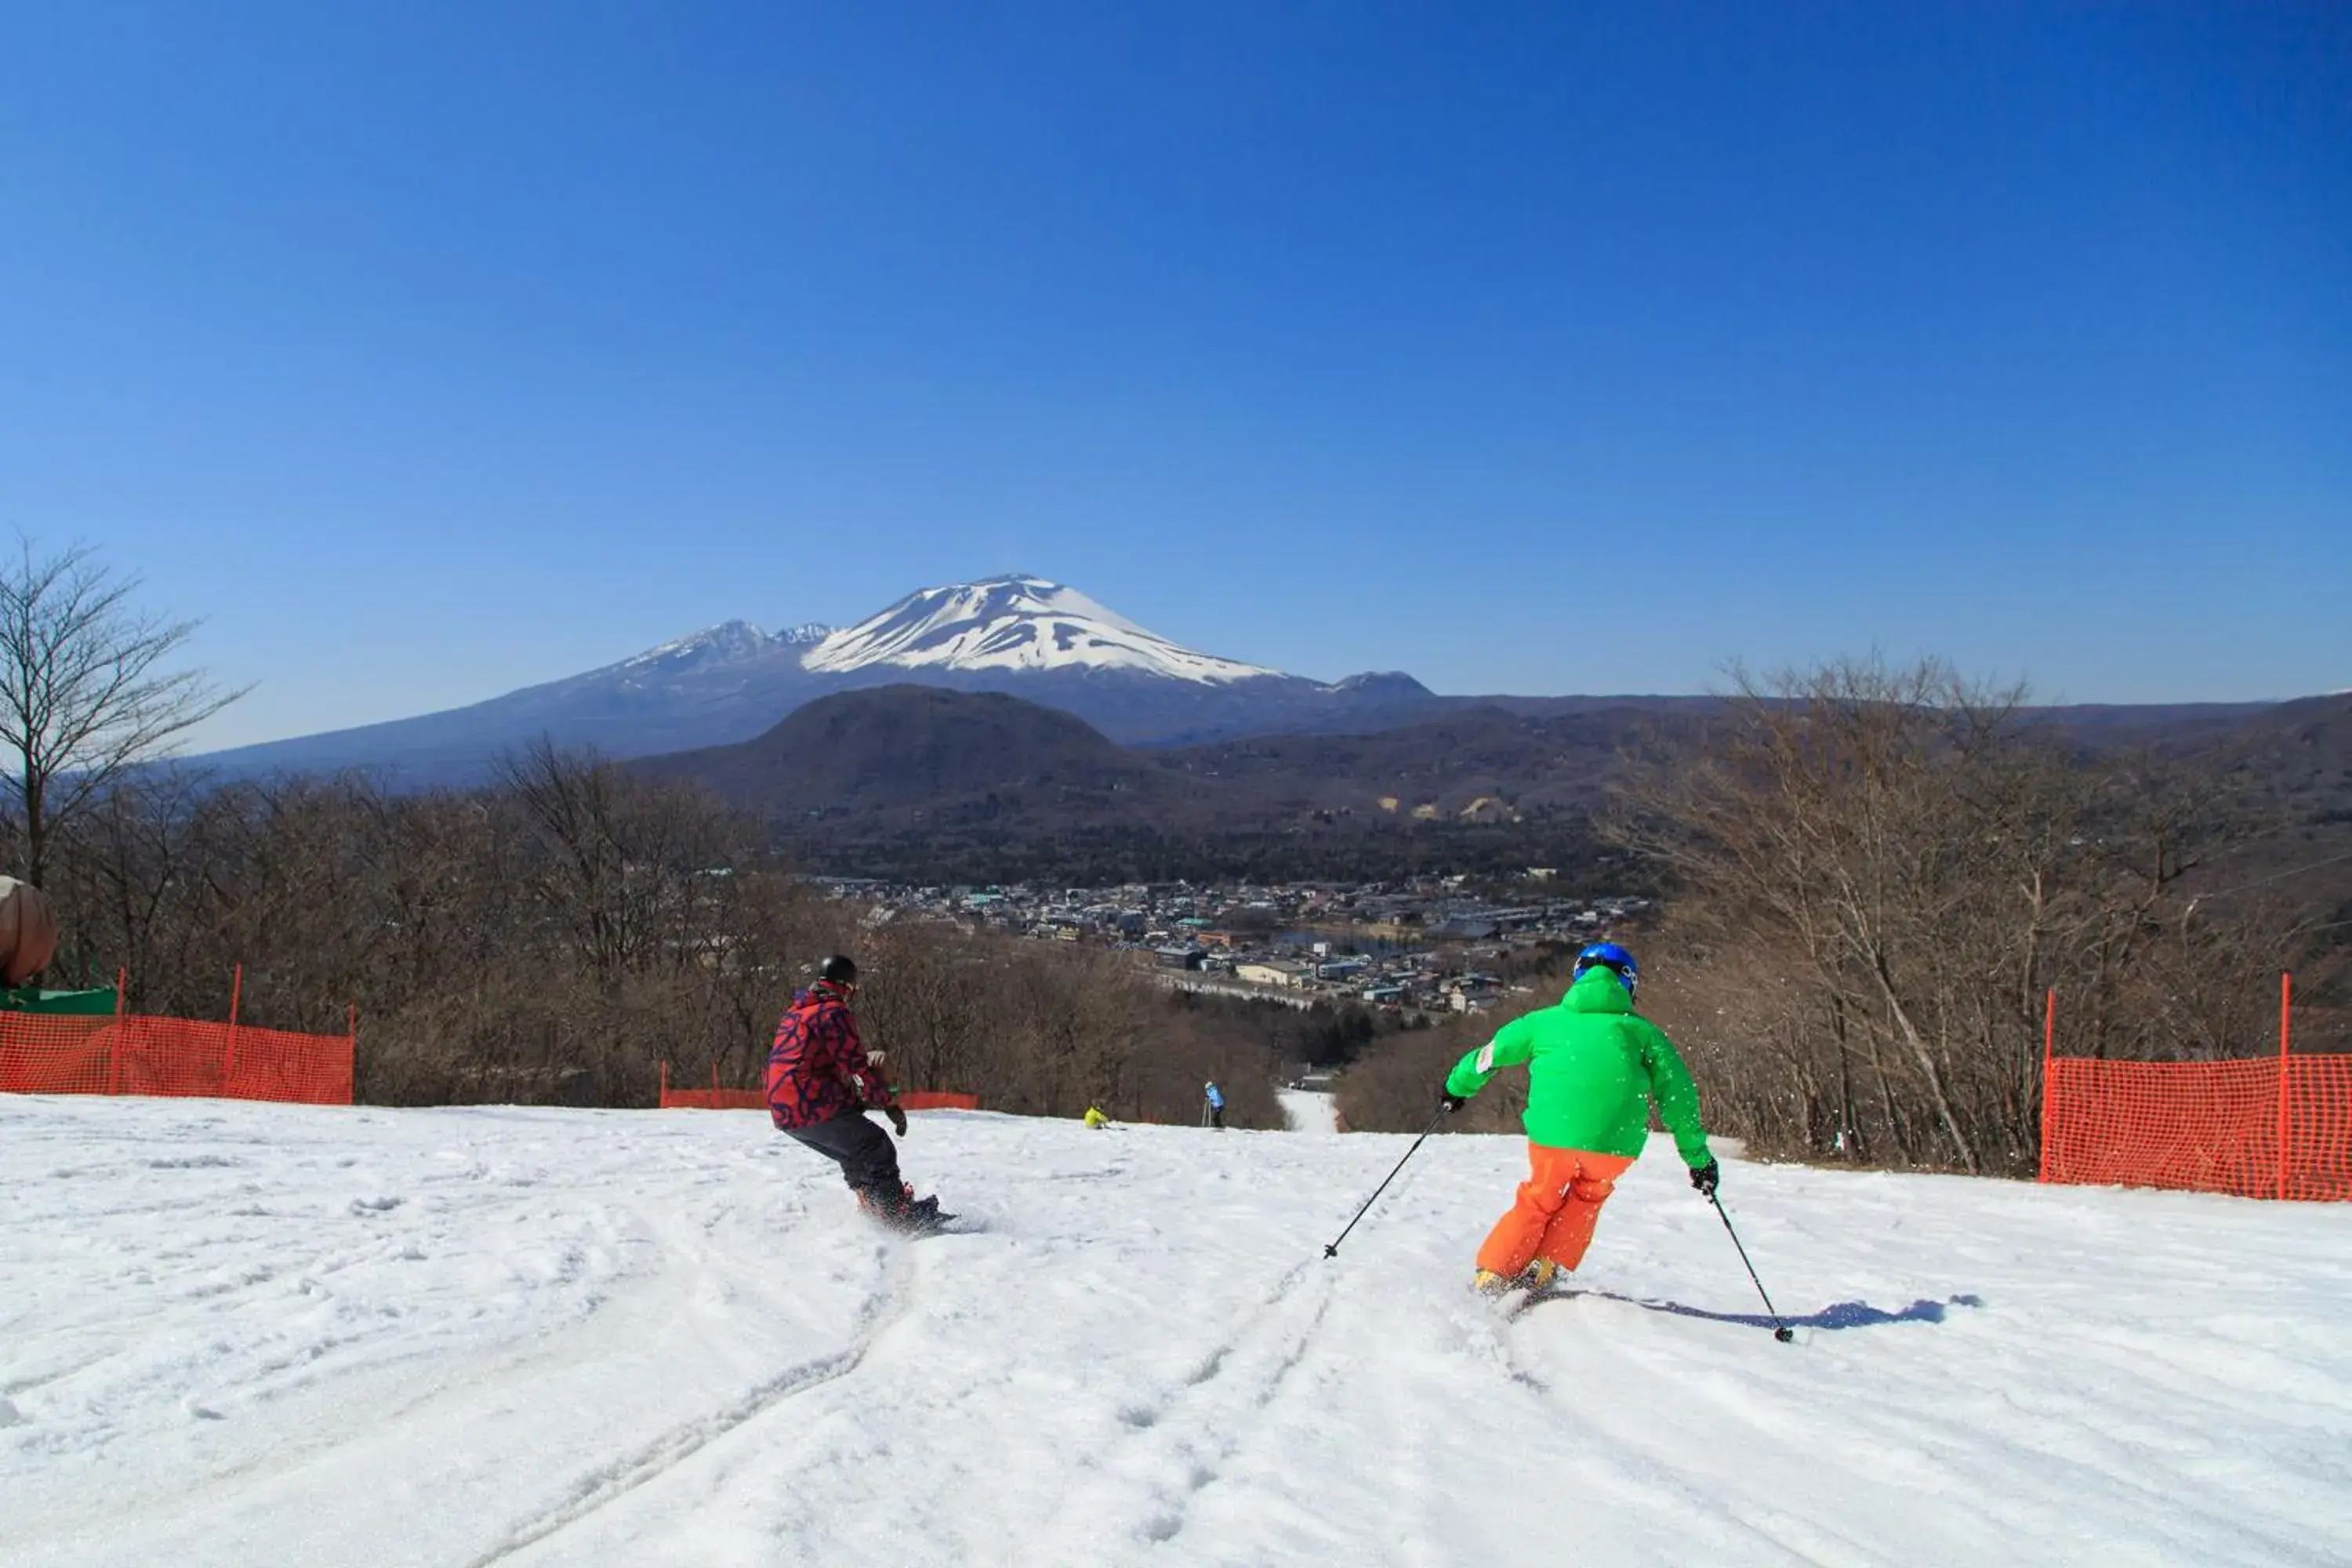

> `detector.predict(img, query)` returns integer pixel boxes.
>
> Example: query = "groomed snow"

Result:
[6,1096,2350,1566]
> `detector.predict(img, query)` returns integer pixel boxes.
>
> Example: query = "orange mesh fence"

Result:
[2040,974,2352,1202]
[0,1011,354,1105]
[2043,1056,2352,1201]
[2287,1057,2352,1202]
[899,1092,981,1111]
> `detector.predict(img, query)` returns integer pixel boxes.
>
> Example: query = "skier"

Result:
[1203,1080,1225,1131]
[765,954,942,1232]
[1442,942,1717,1295]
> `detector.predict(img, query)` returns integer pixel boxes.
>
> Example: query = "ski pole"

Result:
[1323,1105,1448,1258]
[1709,1192,1795,1342]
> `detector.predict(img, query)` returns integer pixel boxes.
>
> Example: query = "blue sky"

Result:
[4,2,2347,749]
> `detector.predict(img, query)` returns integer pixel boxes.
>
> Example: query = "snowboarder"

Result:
[1441,942,1717,1295]
[1203,1080,1225,1131]
[1083,1105,1111,1130]
[766,954,941,1232]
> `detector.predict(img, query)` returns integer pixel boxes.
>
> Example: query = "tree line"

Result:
[1341,659,2329,1177]
[12,743,1276,1127]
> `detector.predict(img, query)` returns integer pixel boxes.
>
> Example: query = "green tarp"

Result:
[0,985,119,1016]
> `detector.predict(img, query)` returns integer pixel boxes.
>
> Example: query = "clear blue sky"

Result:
[4,2,2347,749]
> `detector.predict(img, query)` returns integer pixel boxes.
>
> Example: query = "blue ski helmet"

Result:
[1573,942,1639,996]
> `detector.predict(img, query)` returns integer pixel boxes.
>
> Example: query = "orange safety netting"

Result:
[2042,1055,2352,1201]
[0,1011,355,1105]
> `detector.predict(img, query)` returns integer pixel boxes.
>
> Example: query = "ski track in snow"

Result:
[6,1098,2352,1566]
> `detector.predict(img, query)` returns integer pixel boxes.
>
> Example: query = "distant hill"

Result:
[635,685,1187,826]
[633,687,1710,883]
[628,683,2352,897]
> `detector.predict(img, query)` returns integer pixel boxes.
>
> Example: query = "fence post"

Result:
[223,964,242,1087]
[660,1059,669,1107]
[2277,970,2292,1201]
[109,965,127,1095]
[2038,987,2056,1184]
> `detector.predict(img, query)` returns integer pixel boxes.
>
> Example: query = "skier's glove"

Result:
[885,1105,909,1138]
[1690,1160,1721,1197]
[1440,1091,1468,1114]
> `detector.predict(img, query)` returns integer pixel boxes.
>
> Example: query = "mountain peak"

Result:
[801,576,1279,685]
[621,620,775,673]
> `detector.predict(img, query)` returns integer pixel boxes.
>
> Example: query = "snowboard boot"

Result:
[1471,1269,1512,1297]
[857,1182,919,1225]
[1523,1259,1560,1292]
[861,1186,945,1234]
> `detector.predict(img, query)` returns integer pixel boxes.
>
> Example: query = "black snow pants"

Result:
[787,1110,904,1211]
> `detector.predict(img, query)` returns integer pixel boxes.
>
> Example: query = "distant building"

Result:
[1428,917,1501,941]
[1156,946,1207,971]
[1235,960,1312,989]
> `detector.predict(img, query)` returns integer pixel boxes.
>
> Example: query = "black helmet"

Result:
[815,954,859,987]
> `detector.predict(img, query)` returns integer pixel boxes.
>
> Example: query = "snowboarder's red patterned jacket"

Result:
[765,983,896,1131]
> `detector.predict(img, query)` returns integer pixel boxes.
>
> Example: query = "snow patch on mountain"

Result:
[803,575,1281,685]
[619,620,776,673]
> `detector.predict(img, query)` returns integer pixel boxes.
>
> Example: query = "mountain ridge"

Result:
[185,573,2299,789]
[186,575,1453,782]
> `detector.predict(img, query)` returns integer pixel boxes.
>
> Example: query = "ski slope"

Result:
[5,1096,2350,1567]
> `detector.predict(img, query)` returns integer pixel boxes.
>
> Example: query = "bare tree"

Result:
[0,541,245,886]
[1591,655,2277,1174]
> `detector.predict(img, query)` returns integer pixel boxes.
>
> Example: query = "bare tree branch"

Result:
[0,540,249,887]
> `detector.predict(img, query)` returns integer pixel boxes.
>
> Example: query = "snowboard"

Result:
[862,1196,968,1238]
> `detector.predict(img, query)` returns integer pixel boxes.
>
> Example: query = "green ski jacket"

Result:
[1445,965,1712,1165]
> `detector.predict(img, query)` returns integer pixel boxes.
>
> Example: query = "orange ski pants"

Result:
[1475,1144,1636,1278]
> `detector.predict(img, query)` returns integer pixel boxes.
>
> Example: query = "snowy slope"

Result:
[803,575,1281,684]
[5,1098,2350,1567]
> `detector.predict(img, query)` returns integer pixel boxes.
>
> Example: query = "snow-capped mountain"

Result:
[804,575,1279,684]
[191,575,1442,785]
[619,620,777,676]
[619,620,837,679]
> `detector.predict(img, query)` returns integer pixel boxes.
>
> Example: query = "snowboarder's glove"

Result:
[1690,1160,1720,1197]
[885,1105,909,1138]
[1440,1091,1468,1114]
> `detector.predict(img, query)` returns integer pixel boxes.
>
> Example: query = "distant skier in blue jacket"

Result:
[1204,1080,1226,1131]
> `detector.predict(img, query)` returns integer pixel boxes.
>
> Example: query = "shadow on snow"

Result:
[1530,1290,1985,1332]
